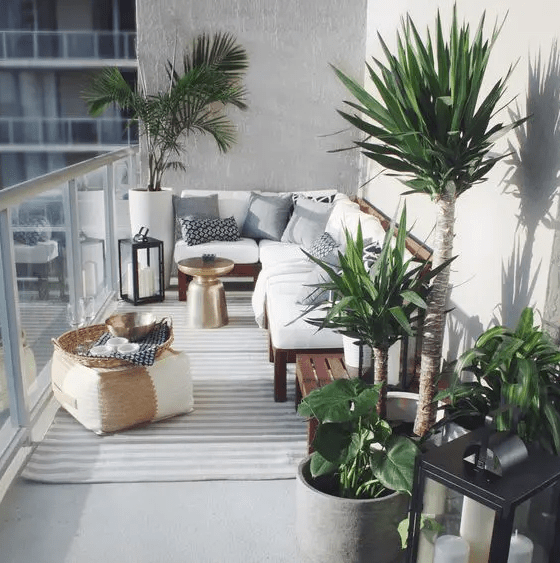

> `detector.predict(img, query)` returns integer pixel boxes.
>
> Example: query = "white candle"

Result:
[417,479,447,563]
[508,531,533,563]
[433,535,470,563]
[460,497,495,563]
[126,262,134,296]
[82,260,97,297]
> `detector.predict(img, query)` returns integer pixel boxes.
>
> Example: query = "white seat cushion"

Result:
[174,237,259,264]
[14,240,58,264]
[266,272,342,350]
[258,240,307,269]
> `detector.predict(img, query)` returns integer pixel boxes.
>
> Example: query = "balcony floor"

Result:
[0,282,301,563]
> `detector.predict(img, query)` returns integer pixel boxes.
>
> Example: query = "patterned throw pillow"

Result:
[292,191,337,205]
[308,232,339,261]
[180,216,240,246]
[13,217,51,246]
[363,240,382,271]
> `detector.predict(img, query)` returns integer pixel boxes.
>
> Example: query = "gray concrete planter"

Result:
[296,457,409,563]
[295,391,419,563]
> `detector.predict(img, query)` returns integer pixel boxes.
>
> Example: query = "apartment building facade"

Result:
[0,0,137,188]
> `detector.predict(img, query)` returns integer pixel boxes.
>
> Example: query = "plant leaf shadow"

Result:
[501,41,560,324]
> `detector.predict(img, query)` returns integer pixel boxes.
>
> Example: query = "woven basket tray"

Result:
[52,320,174,369]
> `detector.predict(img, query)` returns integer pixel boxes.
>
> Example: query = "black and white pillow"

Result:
[363,240,382,271]
[308,232,339,262]
[292,191,337,206]
[13,217,51,246]
[180,216,240,246]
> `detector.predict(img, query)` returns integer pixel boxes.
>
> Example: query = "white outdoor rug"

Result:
[22,290,308,483]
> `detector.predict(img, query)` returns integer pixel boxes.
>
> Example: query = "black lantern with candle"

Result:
[118,228,164,305]
[406,427,560,563]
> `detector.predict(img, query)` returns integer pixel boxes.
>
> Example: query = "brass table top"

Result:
[177,257,234,278]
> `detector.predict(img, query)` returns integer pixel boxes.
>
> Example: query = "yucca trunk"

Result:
[373,345,389,419]
[413,182,457,436]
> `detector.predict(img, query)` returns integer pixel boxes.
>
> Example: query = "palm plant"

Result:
[84,32,248,191]
[331,6,528,435]
[437,307,560,455]
[304,205,451,418]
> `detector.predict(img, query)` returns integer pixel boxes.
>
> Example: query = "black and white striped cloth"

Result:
[92,320,171,366]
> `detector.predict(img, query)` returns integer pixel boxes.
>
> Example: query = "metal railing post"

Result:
[105,163,118,292]
[0,209,29,428]
[63,179,83,307]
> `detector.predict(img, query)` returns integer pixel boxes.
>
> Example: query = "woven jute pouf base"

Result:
[97,366,157,433]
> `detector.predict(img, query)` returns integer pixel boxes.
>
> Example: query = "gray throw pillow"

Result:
[281,197,333,249]
[173,194,219,240]
[241,192,293,241]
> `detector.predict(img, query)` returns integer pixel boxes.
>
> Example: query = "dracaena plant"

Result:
[84,32,248,191]
[331,5,528,436]
[297,378,419,499]
[303,204,452,418]
[436,307,560,455]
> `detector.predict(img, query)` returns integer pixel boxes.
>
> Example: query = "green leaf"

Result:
[370,435,418,494]
[309,451,339,478]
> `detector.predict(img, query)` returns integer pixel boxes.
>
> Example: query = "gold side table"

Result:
[177,257,235,328]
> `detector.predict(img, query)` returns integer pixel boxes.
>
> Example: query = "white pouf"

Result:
[51,348,193,434]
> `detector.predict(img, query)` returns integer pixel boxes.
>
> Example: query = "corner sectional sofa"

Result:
[173,189,431,402]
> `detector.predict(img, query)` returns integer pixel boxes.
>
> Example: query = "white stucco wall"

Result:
[360,0,560,359]
[136,0,367,194]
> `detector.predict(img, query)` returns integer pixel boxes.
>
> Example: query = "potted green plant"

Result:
[437,307,560,455]
[83,31,249,285]
[296,378,418,563]
[330,6,527,436]
[303,204,451,418]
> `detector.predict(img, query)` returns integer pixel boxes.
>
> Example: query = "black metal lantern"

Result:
[118,228,164,305]
[406,427,560,563]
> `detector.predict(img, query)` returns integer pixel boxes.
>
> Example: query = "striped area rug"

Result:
[22,290,308,483]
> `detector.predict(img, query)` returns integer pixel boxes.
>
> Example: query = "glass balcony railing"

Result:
[0,145,138,478]
[0,30,137,61]
[0,117,138,147]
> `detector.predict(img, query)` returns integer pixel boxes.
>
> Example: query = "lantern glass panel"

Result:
[118,237,164,304]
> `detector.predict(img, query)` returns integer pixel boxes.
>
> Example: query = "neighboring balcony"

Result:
[0,116,138,152]
[0,30,137,69]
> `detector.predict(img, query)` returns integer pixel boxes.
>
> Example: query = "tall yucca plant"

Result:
[84,32,248,191]
[332,6,527,435]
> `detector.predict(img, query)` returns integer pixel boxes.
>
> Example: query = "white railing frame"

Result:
[0,30,136,60]
[0,145,139,481]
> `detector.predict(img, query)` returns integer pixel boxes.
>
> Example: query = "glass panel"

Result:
[67,34,94,58]
[7,32,33,57]
[37,33,60,57]
[43,119,67,144]
[13,120,40,144]
[98,32,115,58]
[0,324,11,429]
[71,121,97,144]
[0,121,10,144]
[11,187,68,411]
[417,478,496,563]
[515,482,560,562]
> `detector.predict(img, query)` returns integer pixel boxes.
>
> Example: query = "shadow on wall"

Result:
[443,302,484,384]
[500,41,560,328]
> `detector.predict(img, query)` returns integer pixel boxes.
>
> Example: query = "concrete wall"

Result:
[136,0,367,194]
[359,0,560,360]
